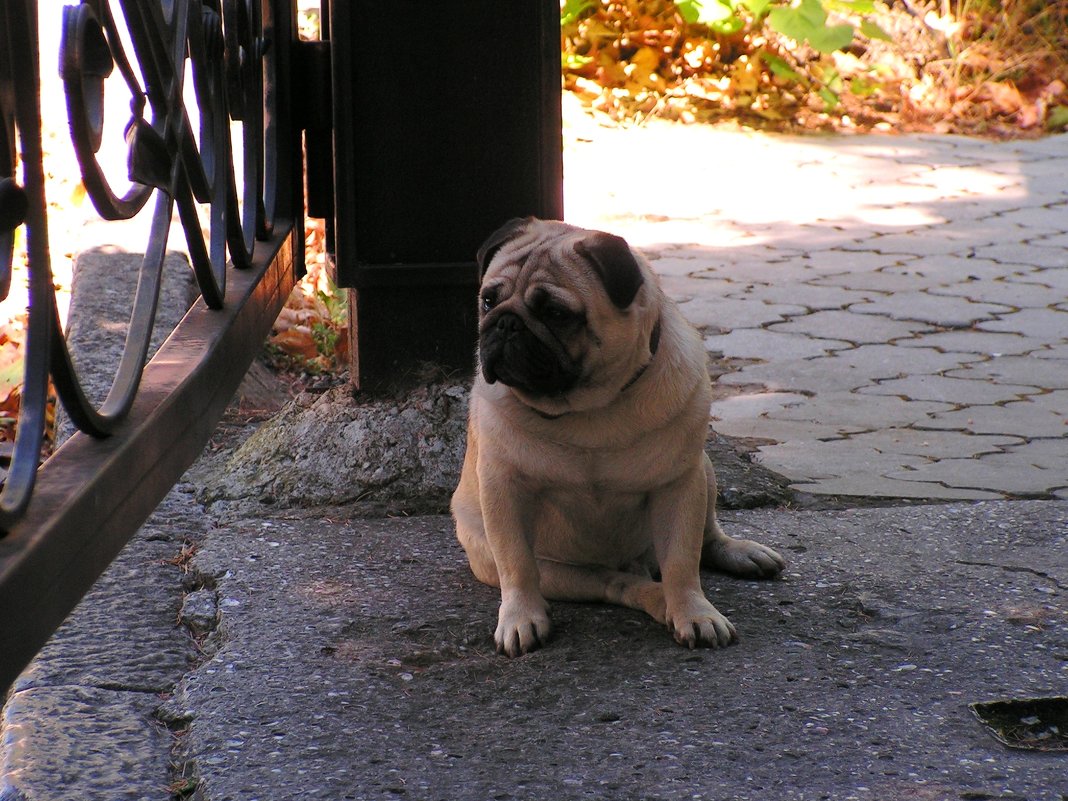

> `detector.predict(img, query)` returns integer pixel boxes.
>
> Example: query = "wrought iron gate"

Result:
[0,0,304,693]
[0,0,563,693]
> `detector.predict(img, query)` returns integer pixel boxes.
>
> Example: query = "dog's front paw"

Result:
[702,536,786,579]
[667,598,737,649]
[495,595,551,657]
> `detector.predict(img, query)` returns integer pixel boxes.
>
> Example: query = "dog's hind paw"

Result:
[702,536,786,579]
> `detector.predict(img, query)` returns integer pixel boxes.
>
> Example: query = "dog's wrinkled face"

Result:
[476,218,655,411]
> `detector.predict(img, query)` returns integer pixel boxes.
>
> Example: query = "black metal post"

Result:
[328,0,564,393]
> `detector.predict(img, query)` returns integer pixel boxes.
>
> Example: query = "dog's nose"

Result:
[495,313,523,336]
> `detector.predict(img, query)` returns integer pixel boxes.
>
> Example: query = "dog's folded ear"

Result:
[575,232,644,309]
[477,217,532,274]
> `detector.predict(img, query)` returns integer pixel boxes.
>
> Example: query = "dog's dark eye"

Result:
[481,291,498,312]
[543,305,572,322]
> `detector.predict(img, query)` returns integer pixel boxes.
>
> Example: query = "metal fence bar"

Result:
[0,0,302,692]
[0,233,296,692]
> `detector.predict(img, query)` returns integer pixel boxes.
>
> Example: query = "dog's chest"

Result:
[533,422,689,490]
[533,480,652,565]
[526,439,684,564]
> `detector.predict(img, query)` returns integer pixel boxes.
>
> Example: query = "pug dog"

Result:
[451,218,785,657]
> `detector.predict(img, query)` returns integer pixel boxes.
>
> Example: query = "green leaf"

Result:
[698,0,735,25]
[761,51,802,82]
[561,0,595,26]
[824,0,876,13]
[562,52,594,70]
[818,85,839,108]
[1048,105,1068,131]
[768,0,855,53]
[859,18,893,41]
[675,0,703,24]
[741,0,774,17]
[0,358,23,401]
[710,14,746,35]
[678,0,746,34]
[808,21,854,53]
[849,76,881,96]
[821,66,843,92]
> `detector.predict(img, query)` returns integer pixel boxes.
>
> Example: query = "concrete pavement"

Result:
[3,119,1068,800]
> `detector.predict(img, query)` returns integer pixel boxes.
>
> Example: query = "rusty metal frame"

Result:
[0,0,302,692]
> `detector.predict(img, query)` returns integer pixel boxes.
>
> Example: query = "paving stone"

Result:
[919,133,1054,160]
[11,527,194,694]
[1028,231,1068,249]
[897,170,1025,200]
[755,430,1029,495]
[673,247,792,276]
[972,242,1068,269]
[700,223,771,246]
[836,203,944,230]
[881,256,1030,283]
[726,282,876,310]
[677,296,806,333]
[928,278,1061,309]
[1007,133,1068,156]
[660,273,754,303]
[944,353,1068,389]
[933,216,1020,241]
[714,258,848,285]
[940,198,1039,221]
[767,310,935,344]
[991,442,1068,493]
[741,225,867,253]
[1020,174,1068,201]
[808,268,945,294]
[594,218,727,248]
[849,291,1012,327]
[704,328,852,361]
[896,330,1050,357]
[856,374,1041,405]
[999,437,1068,473]
[1005,266,1068,292]
[718,345,976,394]
[978,308,1068,342]
[886,454,1067,496]
[861,231,980,257]
[1018,388,1068,416]
[709,391,809,422]
[646,256,716,278]
[691,275,772,296]
[992,204,1068,233]
[1034,343,1068,360]
[710,413,864,443]
[56,250,197,443]
[0,685,172,801]
[919,396,1068,438]
[770,392,954,431]
[798,249,918,274]
[825,344,979,379]
[717,358,865,394]
[751,438,925,482]
[788,474,1001,500]
[832,428,1022,459]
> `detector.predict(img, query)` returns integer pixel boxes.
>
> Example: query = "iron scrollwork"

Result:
[0,0,280,529]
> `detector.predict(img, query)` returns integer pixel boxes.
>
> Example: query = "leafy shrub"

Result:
[562,0,1068,135]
